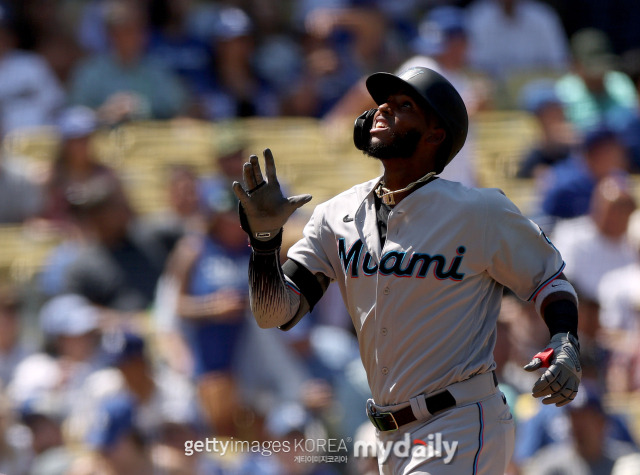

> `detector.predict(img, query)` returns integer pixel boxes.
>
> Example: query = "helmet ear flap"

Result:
[353,108,377,150]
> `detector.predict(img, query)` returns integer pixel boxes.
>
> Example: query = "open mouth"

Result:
[371,117,389,133]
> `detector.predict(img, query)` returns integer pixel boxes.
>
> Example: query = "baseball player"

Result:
[232,67,581,474]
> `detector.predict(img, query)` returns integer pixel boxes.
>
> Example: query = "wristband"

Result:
[238,201,283,252]
[250,229,283,253]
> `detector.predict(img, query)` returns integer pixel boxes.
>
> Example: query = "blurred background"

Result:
[1,0,640,474]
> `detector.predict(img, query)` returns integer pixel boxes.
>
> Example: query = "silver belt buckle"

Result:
[366,399,399,432]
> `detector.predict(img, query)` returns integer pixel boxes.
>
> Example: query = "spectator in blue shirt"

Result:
[541,126,629,220]
[69,0,187,124]
[163,185,250,436]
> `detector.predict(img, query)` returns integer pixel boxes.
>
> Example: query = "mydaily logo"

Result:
[354,432,458,464]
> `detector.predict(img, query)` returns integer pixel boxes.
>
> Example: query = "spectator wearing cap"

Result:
[540,126,630,220]
[76,394,155,474]
[0,1,65,137]
[70,331,213,474]
[521,381,638,475]
[7,294,105,439]
[73,331,197,440]
[39,294,104,368]
[556,28,638,134]
[18,398,77,475]
[38,106,127,298]
[9,358,80,475]
[516,79,577,179]
[41,105,125,228]
[466,0,570,82]
[23,293,106,417]
[207,5,279,118]
[160,186,250,436]
[69,0,188,124]
[75,388,219,475]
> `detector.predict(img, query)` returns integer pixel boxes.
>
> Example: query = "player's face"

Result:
[364,92,434,160]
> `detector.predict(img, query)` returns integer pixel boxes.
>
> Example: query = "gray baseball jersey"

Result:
[287,177,564,405]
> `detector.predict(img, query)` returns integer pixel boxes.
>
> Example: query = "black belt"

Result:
[367,371,498,432]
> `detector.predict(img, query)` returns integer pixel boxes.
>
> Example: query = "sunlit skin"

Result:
[367,91,445,203]
[590,177,636,239]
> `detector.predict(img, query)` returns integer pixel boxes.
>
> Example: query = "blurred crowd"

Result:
[1,0,640,474]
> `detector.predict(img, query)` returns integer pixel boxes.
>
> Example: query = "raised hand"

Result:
[232,149,312,241]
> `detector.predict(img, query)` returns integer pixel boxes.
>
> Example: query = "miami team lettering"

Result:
[337,238,466,281]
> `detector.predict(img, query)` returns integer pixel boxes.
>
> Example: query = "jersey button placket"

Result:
[378,279,391,377]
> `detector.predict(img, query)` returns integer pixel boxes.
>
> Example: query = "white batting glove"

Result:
[523,332,582,407]
[232,149,312,241]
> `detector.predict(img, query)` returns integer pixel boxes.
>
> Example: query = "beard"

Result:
[363,128,422,160]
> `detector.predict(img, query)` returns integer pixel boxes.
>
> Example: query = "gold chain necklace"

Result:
[375,171,437,206]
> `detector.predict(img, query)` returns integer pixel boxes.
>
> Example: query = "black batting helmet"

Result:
[363,67,468,172]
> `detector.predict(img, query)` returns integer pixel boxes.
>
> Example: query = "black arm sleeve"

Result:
[543,299,579,339]
[248,247,302,329]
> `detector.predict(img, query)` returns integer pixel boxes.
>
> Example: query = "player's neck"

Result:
[381,159,436,191]
[379,162,437,205]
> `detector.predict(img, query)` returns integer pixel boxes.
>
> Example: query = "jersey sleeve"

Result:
[482,189,565,301]
[287,202,337,282]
